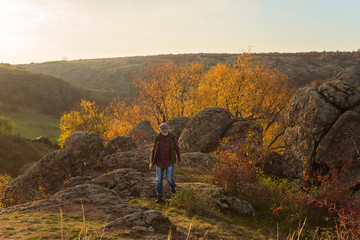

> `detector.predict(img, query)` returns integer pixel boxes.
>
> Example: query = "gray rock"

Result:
[212,196,255,217]
[2,132,105,205]
[166,116,191,138]
[105,135,137,155]
[179,107,233,153]
[101,149,150,172]
[89,168,156,198]
[315,111,360,168]
[104,209,175,234]
[282,87,341,178]
[181,152,217,169]
[318,80,360,110]
[129,120,157,147]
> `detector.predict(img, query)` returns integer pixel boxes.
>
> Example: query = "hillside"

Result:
[17,52,360,102]
[0,64,109,116]
[0,133,57,177]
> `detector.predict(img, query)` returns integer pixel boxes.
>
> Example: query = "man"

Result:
[149,123,182,203]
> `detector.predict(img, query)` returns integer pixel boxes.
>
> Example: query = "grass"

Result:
[126,198,278,240]
[0,209,111,240]
[2,107,60,143]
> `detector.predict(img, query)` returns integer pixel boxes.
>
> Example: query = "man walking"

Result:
[149,123,181,203]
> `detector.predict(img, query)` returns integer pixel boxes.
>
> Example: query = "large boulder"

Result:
[283,68,360,181]
[129,120,157,149]
[101,149,150,172]
[166,116,191,138]
[2,132,105,205]
[105,135,137,155]
[282,87,341,178]
[89,168,156,198]
[181,152,217,169]
[179,107,233,153]
[315,110,360,168]
[63,131,105,175]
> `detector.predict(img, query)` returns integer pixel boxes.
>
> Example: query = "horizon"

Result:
[1,0,359,65]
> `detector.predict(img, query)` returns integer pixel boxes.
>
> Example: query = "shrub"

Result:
[168,186,219,217]
[210,138,264,195]
[0,115,13,135]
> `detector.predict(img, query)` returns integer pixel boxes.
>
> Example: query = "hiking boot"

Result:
[155,196,164,204]
[171,188,176,194]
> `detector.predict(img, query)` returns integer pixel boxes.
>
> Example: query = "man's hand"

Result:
[149,162,154,170]
[177,162,182,168]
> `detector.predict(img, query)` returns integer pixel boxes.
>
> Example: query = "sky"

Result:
[1,0,359,64]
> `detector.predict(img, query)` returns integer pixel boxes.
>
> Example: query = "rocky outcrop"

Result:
[89,168,156,198]
[213,196,255,217]
[179,107,233,153]
[2,132,105,205]
[181,152,217,169]
[129,120,157,147]
[166,116,191,138]
[101,149,150,172]
[105,135,137,155]
[283,67,360,180]
[0,183,179,237]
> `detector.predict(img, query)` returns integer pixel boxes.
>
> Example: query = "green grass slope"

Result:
[0,63,107,116]
[0,132,56,177]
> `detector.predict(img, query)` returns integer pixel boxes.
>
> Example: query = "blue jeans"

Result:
[156,164,176,197]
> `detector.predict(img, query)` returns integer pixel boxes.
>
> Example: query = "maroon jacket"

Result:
[150,133,181,168]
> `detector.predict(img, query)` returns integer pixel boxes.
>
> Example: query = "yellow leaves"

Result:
[58,100,109,147]
[59,53,294,151]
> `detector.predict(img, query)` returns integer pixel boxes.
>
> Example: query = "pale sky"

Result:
[1,0,359,64]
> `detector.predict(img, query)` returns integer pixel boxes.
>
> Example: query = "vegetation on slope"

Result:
[18,51,360,102]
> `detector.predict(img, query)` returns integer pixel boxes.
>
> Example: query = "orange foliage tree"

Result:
[133,61,204,124]
[193,53,294,150]
[59,53,294,150]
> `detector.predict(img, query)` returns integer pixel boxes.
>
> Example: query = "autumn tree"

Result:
[103,98,148,140]
[134,61,204,124]
[58,100,109,146]
[193,53,294,150]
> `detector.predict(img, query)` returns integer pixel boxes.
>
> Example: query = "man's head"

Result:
[159,123,169,136]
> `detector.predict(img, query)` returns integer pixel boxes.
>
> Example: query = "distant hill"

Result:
[0,64,110,116]
[17,52,360,102]
[0,132,57,177]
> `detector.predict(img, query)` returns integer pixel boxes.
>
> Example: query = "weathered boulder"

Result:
[181,152,217,169]
[129,120,157,147]
[212,196,255,217]
[318,80,360,110]
[89,168,156,198]
[315,110,360,168]
[166,116,191,138]
[282,87,341,178]
[2,132,105,205]
[104,209,174,234]
[63,131,105,176]
[179,107,233,153]
[283,68,360,180]
[105,135,137,155]
[101,149,150,172]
